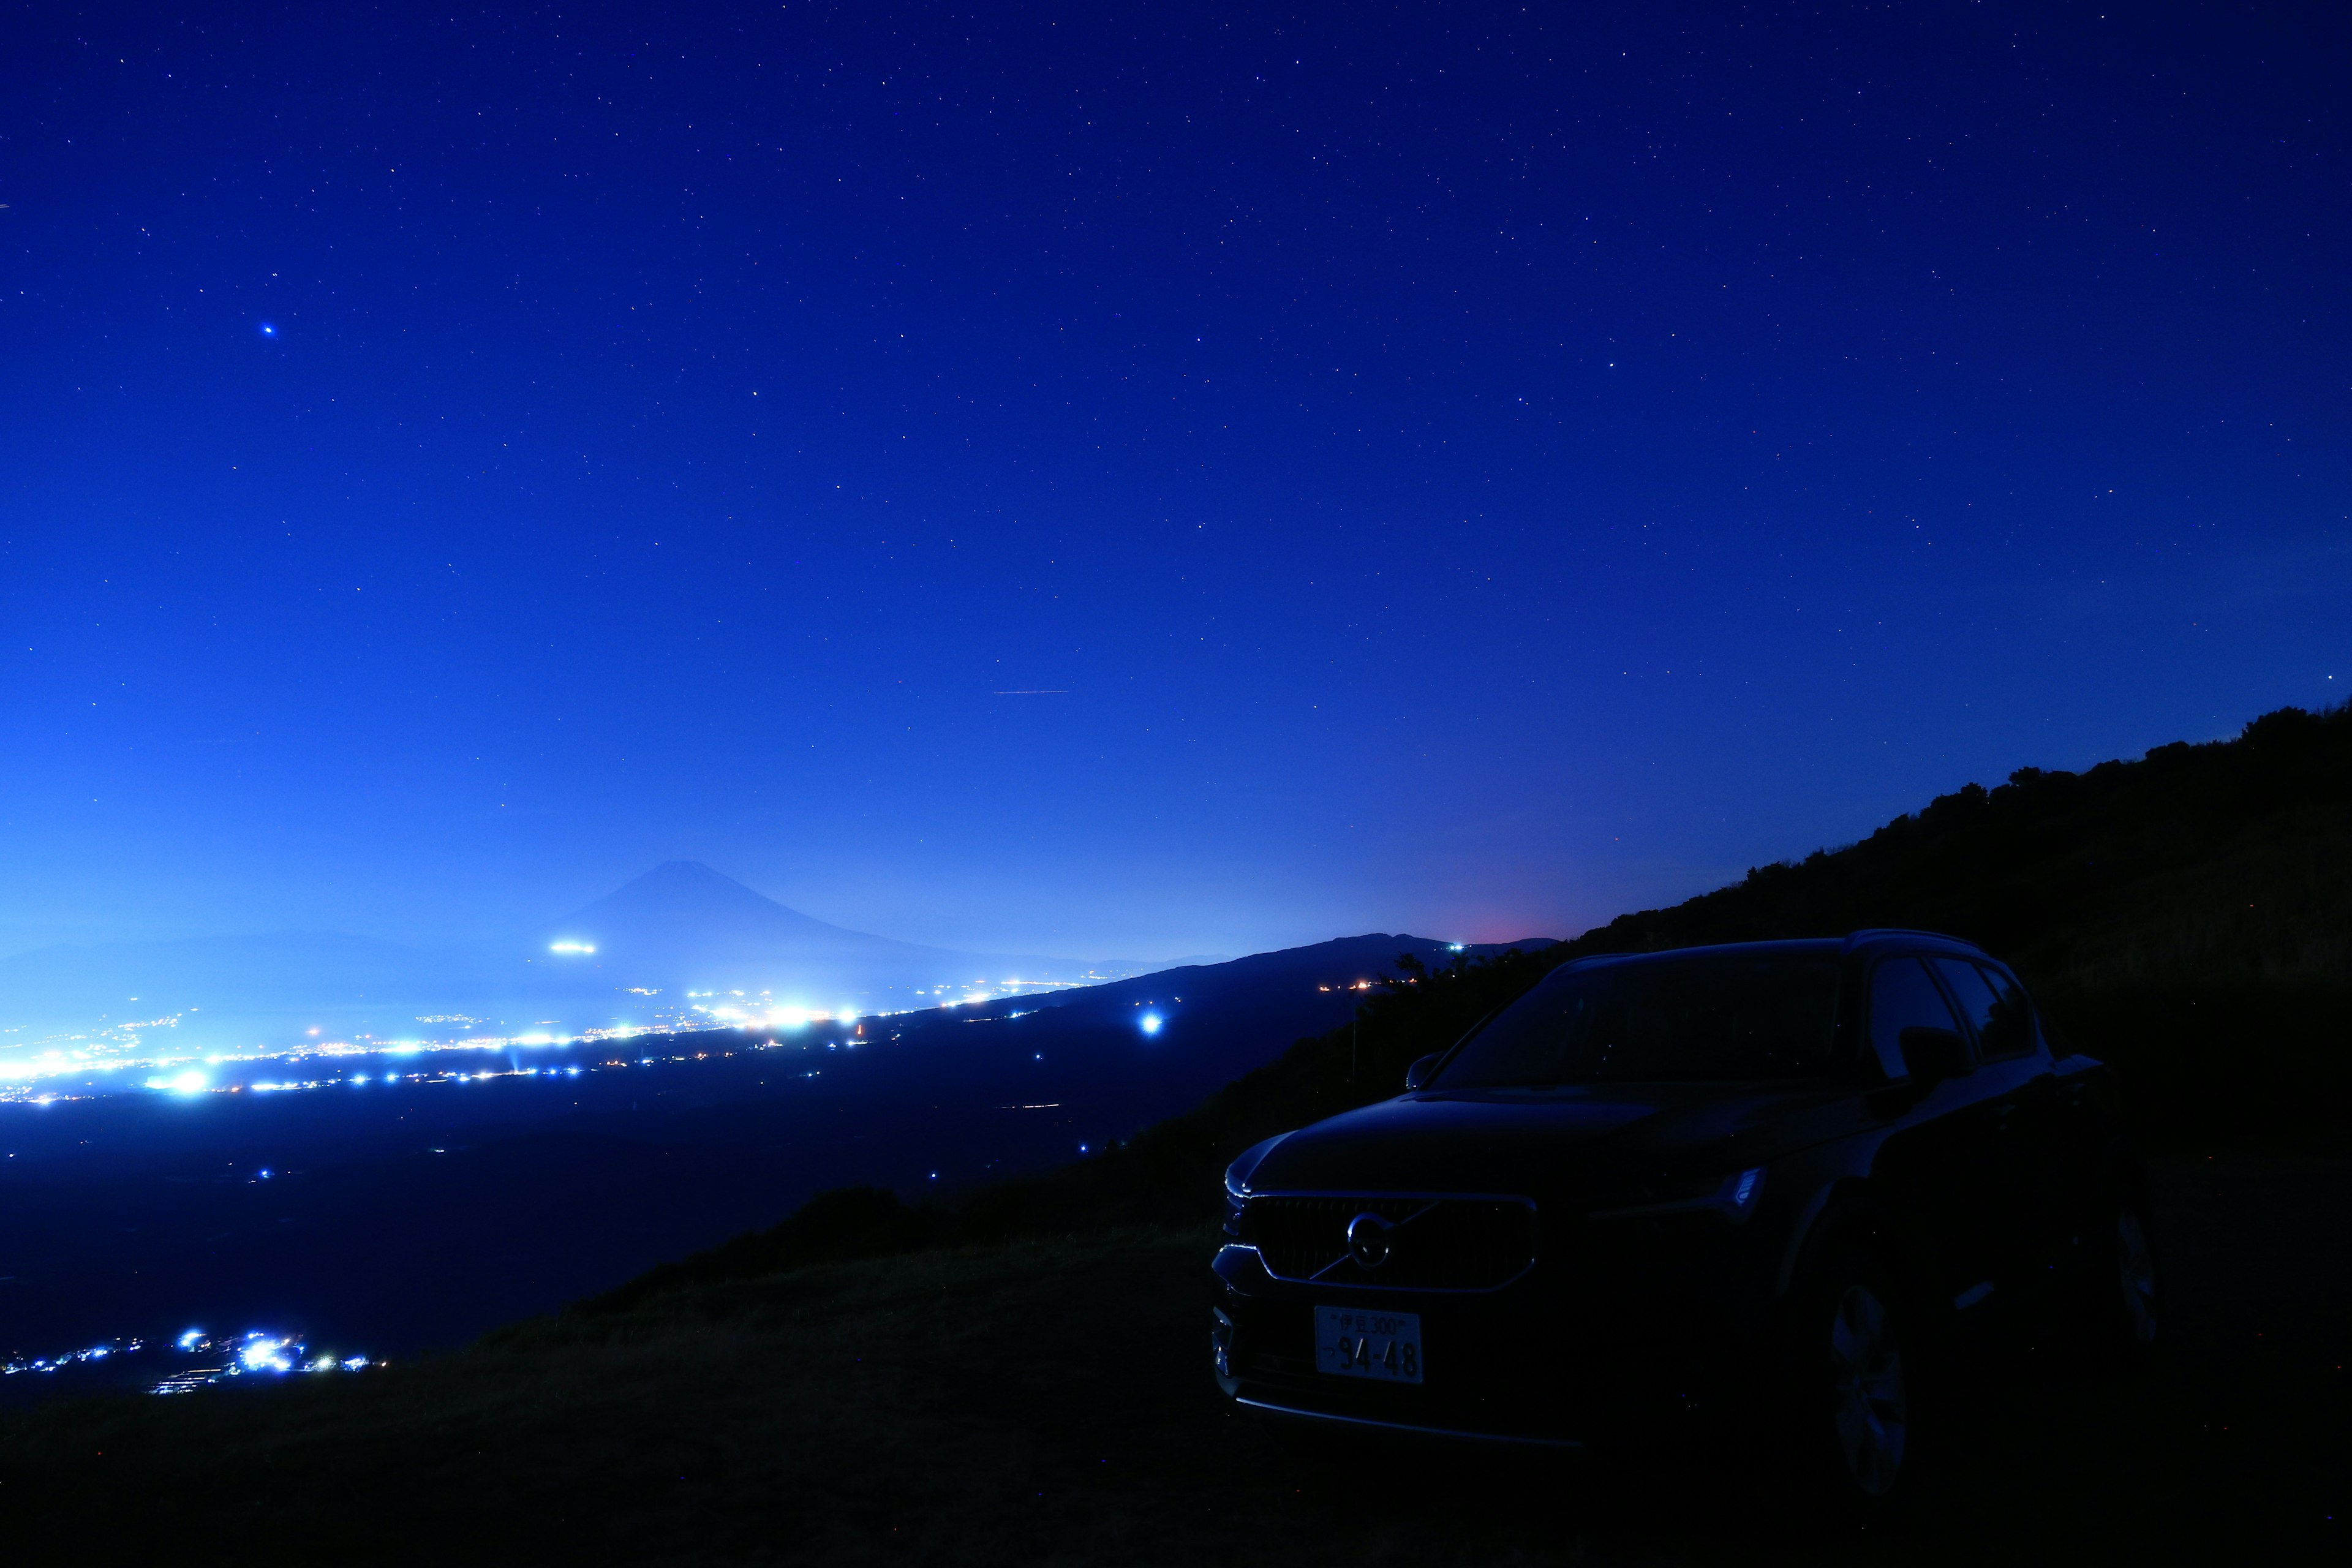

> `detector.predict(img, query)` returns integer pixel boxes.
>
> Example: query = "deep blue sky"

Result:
[2,1,2345,959]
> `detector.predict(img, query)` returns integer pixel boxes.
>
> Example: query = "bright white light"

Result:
[1139,1014,1163,1036]
[168,1070,206,1095]
[773,1008,808,1029]
[177,1330,203,1349]
[341,1355,369,1371]
[549,941,597,954]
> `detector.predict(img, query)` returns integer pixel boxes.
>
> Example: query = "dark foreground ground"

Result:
[1,1142,2345,1566]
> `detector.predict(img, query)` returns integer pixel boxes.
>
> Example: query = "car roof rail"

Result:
[1841,927,1985,953]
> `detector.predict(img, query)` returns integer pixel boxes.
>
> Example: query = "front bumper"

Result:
[1234,1393,1588,1449]
[1211,1217,1775,1445]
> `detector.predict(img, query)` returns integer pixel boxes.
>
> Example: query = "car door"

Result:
[1862,955,2011,1313]
[1933,958,2076,1298]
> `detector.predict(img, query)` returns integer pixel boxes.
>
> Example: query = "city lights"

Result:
[3,969,1058,1106]
[4,1324,383,1398]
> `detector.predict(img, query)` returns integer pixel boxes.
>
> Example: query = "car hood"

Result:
[1237,1080,1864,1205]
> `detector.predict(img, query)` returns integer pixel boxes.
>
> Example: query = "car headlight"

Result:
[1219,1133,1291,1237]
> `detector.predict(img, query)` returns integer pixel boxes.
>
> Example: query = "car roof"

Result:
[1559,929,1990,972]
[1838,928,1994,961]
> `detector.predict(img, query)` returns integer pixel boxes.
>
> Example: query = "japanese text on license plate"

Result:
[1315,1306,1423,1384]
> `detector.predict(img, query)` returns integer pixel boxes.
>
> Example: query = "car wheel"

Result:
[1793,1252,1914,1507]
[2084,1196,2162,1363]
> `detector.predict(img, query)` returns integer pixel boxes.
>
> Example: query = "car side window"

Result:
[1932,959,2032,1060]
[1973,963,2038,1060]
[1866,957,1961,1081]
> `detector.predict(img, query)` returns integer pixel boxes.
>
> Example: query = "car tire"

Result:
[1789,1249,1917,1511]
[2082,1192,2163,1366]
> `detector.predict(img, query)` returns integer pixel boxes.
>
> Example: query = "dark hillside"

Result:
[579,703,2352,1298]
[1552,702,2352,1141]
[989,701,2352,1231]
[1558,703,2352,992]
[4,1148,2345,1566]
[979,701,2352,1240]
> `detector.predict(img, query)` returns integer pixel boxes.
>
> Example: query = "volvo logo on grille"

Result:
[1345,1211,1394,1269]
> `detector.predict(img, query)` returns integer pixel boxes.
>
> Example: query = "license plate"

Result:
[1315,1305,1423,1384]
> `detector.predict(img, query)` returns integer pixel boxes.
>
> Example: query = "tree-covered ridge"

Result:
[1555,702,2352,997]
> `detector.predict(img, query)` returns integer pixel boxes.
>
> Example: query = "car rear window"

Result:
[1432,951,1844,1088]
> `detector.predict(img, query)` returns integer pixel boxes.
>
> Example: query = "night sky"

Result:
[3,2,2345,961]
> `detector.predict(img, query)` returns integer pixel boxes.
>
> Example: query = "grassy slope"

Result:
[4,1148,2346,1566]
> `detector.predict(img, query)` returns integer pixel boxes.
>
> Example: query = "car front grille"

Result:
[1239,1194,1538,1292]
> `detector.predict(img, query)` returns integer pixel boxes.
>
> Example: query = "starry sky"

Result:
[2,2,2346,960]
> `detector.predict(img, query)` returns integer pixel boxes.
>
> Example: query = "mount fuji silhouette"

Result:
[537,861,1134,997]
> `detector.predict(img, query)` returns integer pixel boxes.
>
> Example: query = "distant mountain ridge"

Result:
[0,861,1227,1055]
[553,862,944,957]
[543,861,1154,988]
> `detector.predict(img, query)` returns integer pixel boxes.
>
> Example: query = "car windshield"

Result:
[1431,951,1844,1087]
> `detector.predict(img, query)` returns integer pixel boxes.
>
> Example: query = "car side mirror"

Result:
[1404,1053,1444,1091]
[1898,1025,1973,1084]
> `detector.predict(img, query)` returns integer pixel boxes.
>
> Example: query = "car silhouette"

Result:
[1211,930,2160,1505]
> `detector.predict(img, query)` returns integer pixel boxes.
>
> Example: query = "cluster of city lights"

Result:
[1,1336,141,1376]
[2,1013,712,1106]
[0,970,1127,1106]
[151,1330,376,1394]
[49,1031,913,1107]
[2,1328,378,1395]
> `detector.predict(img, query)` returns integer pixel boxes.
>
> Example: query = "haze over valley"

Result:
[0,861,1222,1091]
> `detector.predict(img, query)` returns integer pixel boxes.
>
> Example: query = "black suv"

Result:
[1211,931,2159,1502]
